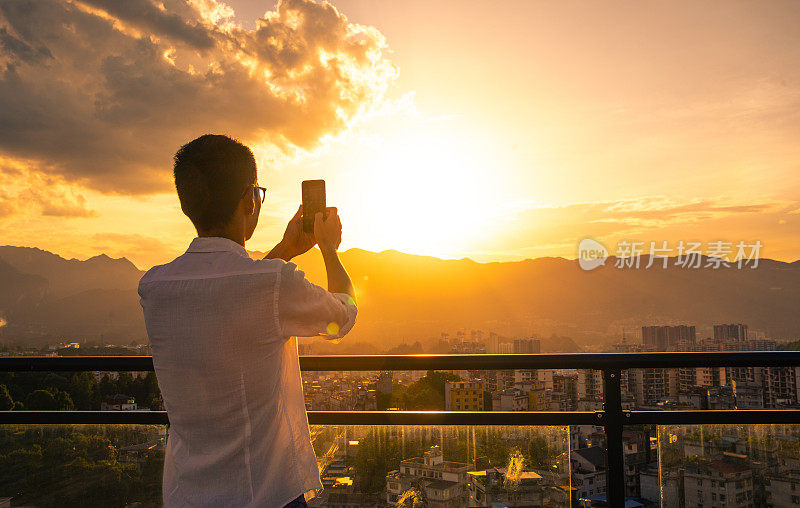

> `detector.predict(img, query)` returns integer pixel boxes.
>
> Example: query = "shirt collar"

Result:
[186,237,250,258]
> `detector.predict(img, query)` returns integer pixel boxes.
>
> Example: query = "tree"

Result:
[54,390,75,410]
[0,384,13,410]
[24,389,58,410]
[400,371,461,410]
[69,372,97,409]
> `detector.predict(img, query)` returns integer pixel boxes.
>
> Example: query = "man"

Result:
[138,134,357,507]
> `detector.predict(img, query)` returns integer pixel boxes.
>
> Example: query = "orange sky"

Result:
[0,0,798,269]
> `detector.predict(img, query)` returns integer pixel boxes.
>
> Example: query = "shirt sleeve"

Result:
[277,261,358,340]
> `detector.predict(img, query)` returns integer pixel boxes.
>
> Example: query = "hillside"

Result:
[0,244,798,347]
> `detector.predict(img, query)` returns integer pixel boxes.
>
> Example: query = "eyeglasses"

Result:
[242,184,268,204]
[254,186,267,204]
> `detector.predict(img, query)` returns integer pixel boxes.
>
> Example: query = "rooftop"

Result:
[573,446,607,468]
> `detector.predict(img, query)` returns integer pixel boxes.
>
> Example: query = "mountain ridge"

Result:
[0,245,798,347]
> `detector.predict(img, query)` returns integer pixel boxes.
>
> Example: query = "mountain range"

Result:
[0,245,798,349]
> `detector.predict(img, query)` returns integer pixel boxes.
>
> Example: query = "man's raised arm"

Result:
[316,208,355,305]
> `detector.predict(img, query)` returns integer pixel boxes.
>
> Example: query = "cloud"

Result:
[37,192,98,218]
[0,0,398,194]
[0,158,98,218]
[485,196,798,255]
[0,197,15,218]
[79,0,217,50]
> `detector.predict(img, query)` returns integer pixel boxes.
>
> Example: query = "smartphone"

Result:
[302,179,326,233]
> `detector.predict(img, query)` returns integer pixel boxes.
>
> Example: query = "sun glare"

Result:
[345,125,501,258]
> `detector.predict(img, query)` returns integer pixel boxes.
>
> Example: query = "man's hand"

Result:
[315,207,341,255]
[265,205,316,262]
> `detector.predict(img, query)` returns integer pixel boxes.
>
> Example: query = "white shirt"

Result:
[137,237,357,508]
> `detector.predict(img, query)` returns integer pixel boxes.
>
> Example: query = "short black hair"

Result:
[173,134,257,231]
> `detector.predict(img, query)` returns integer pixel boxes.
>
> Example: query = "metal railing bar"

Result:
[305,410,599,426]
[0,411,169,425]
[3,409,799,426]
[299,352,800,370]
[0,410,597,426]
[4,351,800,372]
[627,409,800,425]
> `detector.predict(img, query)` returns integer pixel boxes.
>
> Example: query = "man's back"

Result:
[138,236,356,507]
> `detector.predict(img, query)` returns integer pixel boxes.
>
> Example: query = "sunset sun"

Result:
[344,124,500,258]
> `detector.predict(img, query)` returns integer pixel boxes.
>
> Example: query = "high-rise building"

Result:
[577,369,603,400]
[678,367,726,392]
[488,332,499,354]
[377,371,393,395]
[498,342,514,355]
[513,338,541,354]
[641,325,696,350]
[714,323,748,342]
[629,368,678,407]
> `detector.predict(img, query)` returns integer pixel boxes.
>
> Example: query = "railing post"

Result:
[603,368,625,508]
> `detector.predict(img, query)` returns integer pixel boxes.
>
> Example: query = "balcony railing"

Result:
[3,351,800,507]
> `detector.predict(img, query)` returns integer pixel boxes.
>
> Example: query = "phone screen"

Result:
[302,179,326,233]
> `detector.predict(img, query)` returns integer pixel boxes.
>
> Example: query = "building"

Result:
[570,447,607,503]
[101,394,137,411]
[714,323,748,342]
[766,470,800,508]
[683,457,754,508]
[640,468,681,507]
[528,387,549,411]
[445,381,484,411]
[377,371,393,395]
[487,332,500,354]
[642,325,696,350]
[679,366,727,392]
[763,366,800,408]
[553,372,578,410]
[513,338,541,354]
[466,467,545,506]
[628,368,678,407]
[621,429,653,498]
[497,342,514,355]
[491,388,528,411]
[385,446,473,507]
[577,369,603,400]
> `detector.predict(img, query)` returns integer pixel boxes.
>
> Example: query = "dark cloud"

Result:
[0,0,397,194]
[0,27,53,63]
[79,0,217,50]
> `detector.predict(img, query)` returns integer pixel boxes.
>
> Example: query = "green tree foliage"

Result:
[354,427,438,493]
[0,425,164,507]
[0,370,161,411]
[395,371,461,410]
[23,389,74,410]
[55,390,75,410]
[0,384,13,410]
[69,372,98,409]
[25,389,58,410]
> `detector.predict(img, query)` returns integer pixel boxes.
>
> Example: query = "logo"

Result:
[578,238,609,271]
